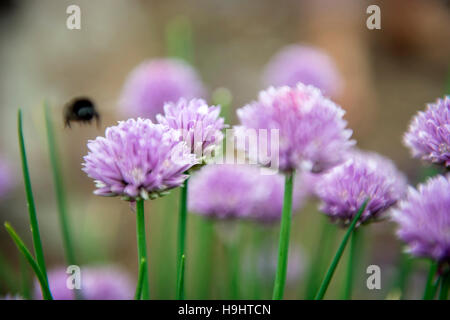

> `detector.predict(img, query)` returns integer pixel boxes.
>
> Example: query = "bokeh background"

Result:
[0,0,449,299]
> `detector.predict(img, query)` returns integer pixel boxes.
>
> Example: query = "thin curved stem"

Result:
[423,261,438,300]
[438,271,450,300]
[272,171,295,300]
[195,218,213,299]
[176,254,186,300]
[136,199,149,299]
[18,109,48,282]
[4,222,52,300]
[315,198,369,300]
[44,102,76,267]
[134,258,146,300]
[304,219,337,299]
[343,229,359,300]
[177,178,189,300]
[228,239,240,300]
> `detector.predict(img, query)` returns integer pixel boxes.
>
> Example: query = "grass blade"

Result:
[0,251,18,292]
[44,102,76,266]
[4,222,52,300]
[315,198,369,300]
[304,218,337,299]
[18,109,48,281]
[342,229,360,299]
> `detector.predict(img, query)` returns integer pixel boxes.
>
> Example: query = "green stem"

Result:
[156,195,176,299]
[272,171,295,300]
[176,254,186,300]
[252,227,264,300]
[134,257,146,300]
[165,16,194,64]
[228,239,240,300]
[391,253,412,299]
[0,251,17,292]
[195,218,213,299]
[136,199,150,299]
[177,178,189,300]
[438,271,450,300]
[18,109,48,282]
[20,254,31,300]
[423,260,438,300]
[44,103,76,266]
[304,219,337,299]
[343,229,359,300]
[315,198,369,300]
[4,222,52,300]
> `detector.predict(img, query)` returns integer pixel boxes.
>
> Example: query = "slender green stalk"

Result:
[177,178,189,299]
[176,254,186,300]
[134,258,146,300]
[4,223,52,300]
[228,240,240,300]
[423,261,438,300]
[136,199,150,299]
[438,271,450,300]
[165,16,194,64]
[20,254,31,300]
[315,199,369,300]
[342,229,359,299]
[391,253,413,299]
[18,109,48,282]
[212,87,233,125]
[0,251,17,292]
[156,194,176,299]
[195,218,213,299]
[252,227,264,300]
[272,171,295,300]
[44,102,76,266]
[304,219,337,299]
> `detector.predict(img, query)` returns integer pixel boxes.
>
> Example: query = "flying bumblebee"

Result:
[64,97,100,128]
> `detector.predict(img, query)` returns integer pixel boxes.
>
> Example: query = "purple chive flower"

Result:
[403,96,450,167]
[263,44,342,97]
[82,118,197,200]
[34,266,134,300]
[119,58,206,120]
[235,84,354,173]
[315,150,407,225]
[392,174,450,263]
[188,164,306,221]
[156,98,225,163]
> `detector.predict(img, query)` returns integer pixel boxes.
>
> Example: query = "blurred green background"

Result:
[0,0,449,299]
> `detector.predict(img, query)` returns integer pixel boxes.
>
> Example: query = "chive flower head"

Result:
[82,118,197,200]
[119,58,206,120]
[404,96,450,167]
[392,174,450,263]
